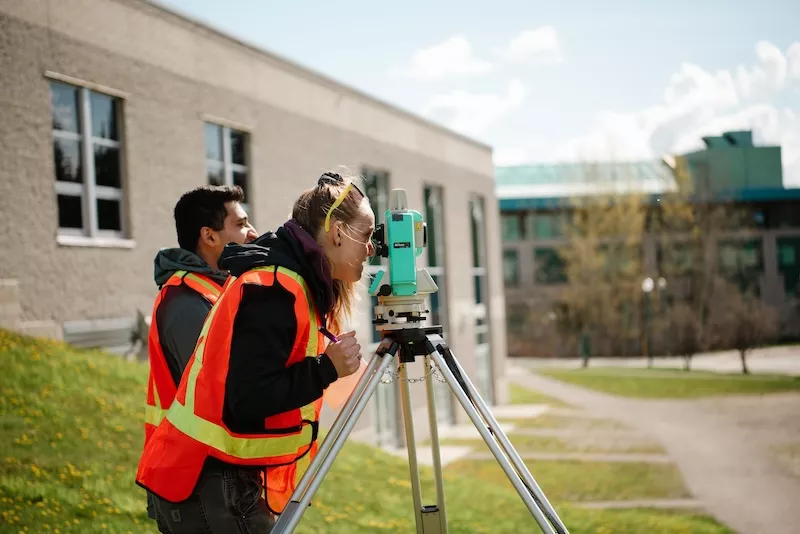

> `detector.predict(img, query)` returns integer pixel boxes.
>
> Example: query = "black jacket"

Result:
[152,248,229,386]
[217,221,339,435]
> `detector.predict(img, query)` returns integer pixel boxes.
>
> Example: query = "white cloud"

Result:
[736,41,788,100]
[389,35,492,80]
[498,40,800,187]
[498,26,563,65]
[422,79,525,138]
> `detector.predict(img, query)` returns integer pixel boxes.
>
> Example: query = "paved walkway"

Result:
[519,344,800,375]
[468,451,672,463]
[508,367,800,534]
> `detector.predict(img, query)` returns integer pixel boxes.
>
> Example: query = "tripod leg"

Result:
[428,335,570,534]
[424,355,448,534]
[398,363,425,534]
[272,344,398,534]
[425,336,561,534]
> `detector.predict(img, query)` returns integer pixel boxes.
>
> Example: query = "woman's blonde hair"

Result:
[292,171,369,333]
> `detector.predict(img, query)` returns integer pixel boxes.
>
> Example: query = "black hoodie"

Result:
[217,221,339,435]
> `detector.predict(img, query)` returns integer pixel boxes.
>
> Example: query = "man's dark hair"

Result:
[174,185,245,253]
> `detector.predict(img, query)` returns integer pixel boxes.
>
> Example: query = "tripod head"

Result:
[369,189,439,332]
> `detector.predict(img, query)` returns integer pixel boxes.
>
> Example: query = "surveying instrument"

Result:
[272,189,570,534]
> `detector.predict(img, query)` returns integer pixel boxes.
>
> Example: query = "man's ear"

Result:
[199,226,217,247]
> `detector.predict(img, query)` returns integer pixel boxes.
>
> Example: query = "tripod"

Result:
[272,322,570,534]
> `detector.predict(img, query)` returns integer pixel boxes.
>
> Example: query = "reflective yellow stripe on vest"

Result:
[145,379,168,426]
[166,266,321,459]
[183,272,222,297]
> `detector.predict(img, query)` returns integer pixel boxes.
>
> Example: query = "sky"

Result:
[155,0,800,186]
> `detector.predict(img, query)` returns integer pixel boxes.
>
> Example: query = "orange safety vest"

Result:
[136,265,325,514]
[144,271,223,446]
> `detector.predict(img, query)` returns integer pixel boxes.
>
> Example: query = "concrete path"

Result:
[508,366,800,534]
[519,344,800,375]
[573,498,705,510]
[467,451,673,463]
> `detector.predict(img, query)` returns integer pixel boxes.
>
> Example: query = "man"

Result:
[144,184,257,518]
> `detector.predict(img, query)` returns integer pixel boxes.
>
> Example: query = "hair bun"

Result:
[317,172,344,187]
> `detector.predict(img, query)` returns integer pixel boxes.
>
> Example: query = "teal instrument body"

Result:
[369,189,437,300]
[387,210,424,296]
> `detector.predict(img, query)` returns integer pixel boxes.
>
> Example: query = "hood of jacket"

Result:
[218,219,334,319]
[153,248,229,287]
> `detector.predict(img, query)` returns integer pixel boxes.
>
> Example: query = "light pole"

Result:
[642,276,667,367]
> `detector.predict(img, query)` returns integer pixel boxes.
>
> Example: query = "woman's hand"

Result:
[324,331,361,378]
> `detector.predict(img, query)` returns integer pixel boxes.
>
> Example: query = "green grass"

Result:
[509,383,571,407]
[446,459,690,503]
[538,367,800,398]
[0,329,734,533]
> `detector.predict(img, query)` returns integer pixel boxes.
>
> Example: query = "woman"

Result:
[136,171,376,533]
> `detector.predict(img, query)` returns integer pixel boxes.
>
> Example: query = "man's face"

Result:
[215,201,258,249]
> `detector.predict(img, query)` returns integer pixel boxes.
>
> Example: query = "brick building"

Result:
[0,0,509,445]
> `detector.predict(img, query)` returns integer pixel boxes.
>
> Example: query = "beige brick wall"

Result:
[0,0,507,438]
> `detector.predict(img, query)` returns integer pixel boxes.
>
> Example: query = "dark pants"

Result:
[150,460,276,533]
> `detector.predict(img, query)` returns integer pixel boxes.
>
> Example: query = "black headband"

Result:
[316,172,365,197]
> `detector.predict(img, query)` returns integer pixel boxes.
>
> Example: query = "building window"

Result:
[777,237,800,296]
[363,166,390,344]
[424,185,448,333]
[500,214,522,241]
[205,122,250,214]
[50,81,125,238]
[503,249,519,286]
[469,194,493,401]
[524,211,564,240]
[718,238,763,294]
[535,248,567,284]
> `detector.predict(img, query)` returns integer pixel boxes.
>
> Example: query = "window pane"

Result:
[207,163,223,186]
[473,274,484,304]
[231,130,247,165]
[53,138,82,183]
[535,248,567,284]
[503,250,519,286]
[501,214,520,241]
[233,170,248,201]
[94,145,120,188]
[205,123,223,161]
[97,199,122,231]
[90,92,118,140]
[57,194,83,229]
[50,82,80,133]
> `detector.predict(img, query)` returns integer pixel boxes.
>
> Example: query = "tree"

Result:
[654,155,752,350]
[554,163,648,363]
[661,302,703,371]
[709,286,780,374]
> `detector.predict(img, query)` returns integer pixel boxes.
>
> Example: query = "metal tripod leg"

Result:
[397,358,448,534]
[272,342,398,534]
[425,333,569,534]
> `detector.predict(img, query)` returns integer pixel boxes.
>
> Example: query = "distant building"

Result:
[497,131,800,357]
[0,0,509,446]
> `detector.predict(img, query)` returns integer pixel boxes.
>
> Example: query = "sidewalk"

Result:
[507,366,800,534]
[517,344,800,375]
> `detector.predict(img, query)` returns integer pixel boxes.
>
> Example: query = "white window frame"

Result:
[469,194,493,403]
[49,76,129,246]
[205,122,251,215]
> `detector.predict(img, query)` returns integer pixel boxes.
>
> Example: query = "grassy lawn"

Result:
[0,330,734,533]
[437,433,664,454]
[538,367,800,398]
[446,459,690,502]
[509,383,571,407]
